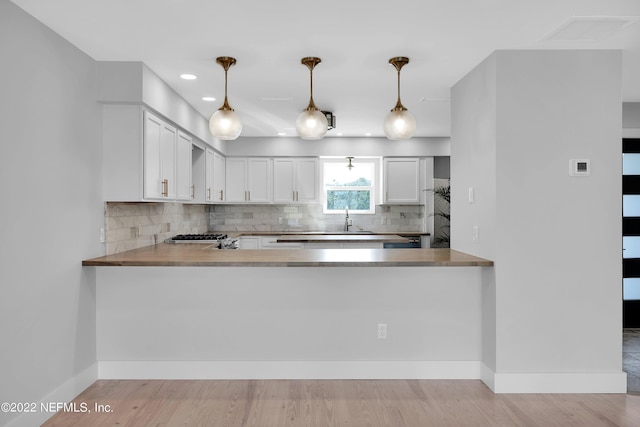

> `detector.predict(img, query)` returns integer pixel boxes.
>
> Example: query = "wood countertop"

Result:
[275,234,409,243]
[227,231,430,237]
[82,243,493,267]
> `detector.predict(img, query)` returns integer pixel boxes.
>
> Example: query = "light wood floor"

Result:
[42,379,640,426]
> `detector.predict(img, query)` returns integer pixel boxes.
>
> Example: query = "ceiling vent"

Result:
[543,16,640,42]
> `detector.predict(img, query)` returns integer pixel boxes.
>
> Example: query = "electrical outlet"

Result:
[99,228,105,243]
[377,323,387,339]
[472,226,479,243]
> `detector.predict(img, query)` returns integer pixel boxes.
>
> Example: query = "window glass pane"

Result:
[624,195,640,217]
[624,154,640,175]
[324,163,373,187]
[327,190,371,210]
[624,278,640,300]
[623,236,640,258]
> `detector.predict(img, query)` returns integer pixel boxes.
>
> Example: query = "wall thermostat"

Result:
[569,159,590,176]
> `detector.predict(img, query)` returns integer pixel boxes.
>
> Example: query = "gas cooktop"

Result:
[165,234,227,243]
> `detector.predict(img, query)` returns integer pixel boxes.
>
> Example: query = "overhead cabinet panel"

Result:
[273,158,318,203]
[225,158,271,203]
[384,158,420,204]
[144,111,177,200]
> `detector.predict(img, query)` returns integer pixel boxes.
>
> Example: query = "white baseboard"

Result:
[481,365,627,394]
[98,360,481,380]
[5,363,98,427]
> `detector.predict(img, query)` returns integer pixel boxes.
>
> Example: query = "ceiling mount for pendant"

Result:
[296,57,328,140]
[346,156,355,170]
[209,56,242,140]
[384,56,416,140]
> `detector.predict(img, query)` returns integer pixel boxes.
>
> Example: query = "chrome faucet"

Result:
[343,208,351,232]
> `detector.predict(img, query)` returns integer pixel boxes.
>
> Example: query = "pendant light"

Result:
[346,156,355,170]
[383,56,416,140]
[209,56,242,140]
[296,57,328,140]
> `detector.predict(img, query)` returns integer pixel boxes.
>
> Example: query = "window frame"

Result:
[319,157,381,214]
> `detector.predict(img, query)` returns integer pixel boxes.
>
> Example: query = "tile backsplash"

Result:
[105,202,209,254]
[104,202,425,254]
[209,204,425,233]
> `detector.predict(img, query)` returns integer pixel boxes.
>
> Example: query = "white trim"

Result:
[5,363,98,427]
[623,128,640,138]
[480,366,627,394]
[98,360,481,380]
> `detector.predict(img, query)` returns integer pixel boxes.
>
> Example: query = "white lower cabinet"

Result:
[303,242,383,249]
[238,236,303,249]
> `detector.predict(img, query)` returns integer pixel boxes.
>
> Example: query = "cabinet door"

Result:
[384,158,420,204]
[143,112,177,199]
[160,121,177,199]
[295,158,318,203]
[213,151,226,202]
[247,158,271,202]
[273,159,295,203]
[176,131,192,201]
[225,158,248,202]
[205,148,215,202]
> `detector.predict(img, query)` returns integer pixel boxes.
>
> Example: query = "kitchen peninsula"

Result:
[83,245,492,381]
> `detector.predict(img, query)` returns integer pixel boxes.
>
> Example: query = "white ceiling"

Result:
[11,0,640,138]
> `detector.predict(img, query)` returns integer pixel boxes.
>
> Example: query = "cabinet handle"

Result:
[247,191,250,201]
[207,188,211,201]
[162,179,169,197]
[296,191,299,201]
[219,190,224,201]
[191,185,195,199]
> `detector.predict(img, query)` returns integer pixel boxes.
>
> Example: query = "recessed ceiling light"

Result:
[336,133,343,136]
[180,74,197,80]
[365,133,372,136]
[277,132,287,136]
[202,96,216,102]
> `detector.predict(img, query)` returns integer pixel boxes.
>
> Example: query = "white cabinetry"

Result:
[205,148,225,203]
[143,111,177,200]
[102,105,195,202]
[383,158,420,204]
[273,158,318,203]
[238,236,303,249]
[225,158,271,203]
[176,131,193,201]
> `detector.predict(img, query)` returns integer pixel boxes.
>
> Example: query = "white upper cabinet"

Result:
[143,111,177,200]
[213,150,226,202]
[176,131,193,201]
[205,148,226,203]
[225,158,271,203]
[273,158,318,204]
[102,104,198,202]
[383,158,420,204]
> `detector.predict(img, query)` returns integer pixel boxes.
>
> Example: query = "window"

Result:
[321,158,379,214]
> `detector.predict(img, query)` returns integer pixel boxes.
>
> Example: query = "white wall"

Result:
[0,1,103,425]
[452,50,624,392]
[97,61,225,153]
[96,266,483,379]
[224,136,450,157]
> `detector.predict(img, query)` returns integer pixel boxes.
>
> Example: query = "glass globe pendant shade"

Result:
[209,109,242,140]
[384,56,416,140]
[384,109,416,140]
[296,108,328,140]
[297,57,328,140]
[209,56,242,140]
